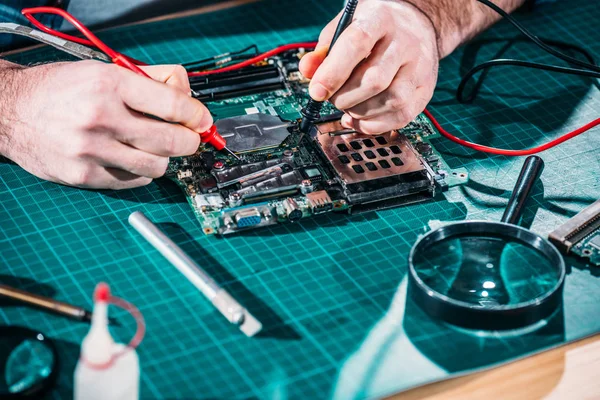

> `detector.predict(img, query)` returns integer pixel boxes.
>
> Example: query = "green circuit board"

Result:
[167,49,468,235]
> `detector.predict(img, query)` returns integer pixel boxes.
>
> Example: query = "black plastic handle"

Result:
[327,0,359,54]
[501,155,545,225]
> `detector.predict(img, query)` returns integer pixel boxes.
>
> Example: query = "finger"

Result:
[309,22,383,101]
[117,68,213,133]
[61,163,152,190]
[104,167,153,190]
[298,46,329,79]
[115,108,200,157]
[330,37,404,111]
[345,70,419,120]
[92,139,170,179]
[342,86,433,135]
[140,64,191,95]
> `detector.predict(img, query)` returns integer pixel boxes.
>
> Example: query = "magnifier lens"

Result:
[0,328,57,397]
[412,234,562,307]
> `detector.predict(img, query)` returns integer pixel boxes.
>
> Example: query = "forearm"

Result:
[0,60,26,158]
[404,0,527,58]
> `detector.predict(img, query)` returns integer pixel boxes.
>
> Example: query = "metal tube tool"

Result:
[128,211,262,337]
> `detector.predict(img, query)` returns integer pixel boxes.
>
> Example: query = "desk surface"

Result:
[396,336,600,399]
[2,1,600,399]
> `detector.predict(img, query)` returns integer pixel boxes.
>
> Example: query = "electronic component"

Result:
[306,191,333,214]
[234,208,262,228]
[190,64,285,101]
[214,113,291,153]
[549,199,600,266]
[284,198,303,223]
[316,120,430,194]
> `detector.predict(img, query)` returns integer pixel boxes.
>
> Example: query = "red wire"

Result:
[21,7,315,79]
[187,42,318,77]
[21,7,148,75]
[109,296,146,352]
[423,109,600,156]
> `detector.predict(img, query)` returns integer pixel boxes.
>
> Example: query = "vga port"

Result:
[234,208,262,228]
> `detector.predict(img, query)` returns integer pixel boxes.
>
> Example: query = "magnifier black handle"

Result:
[501,155,545,225]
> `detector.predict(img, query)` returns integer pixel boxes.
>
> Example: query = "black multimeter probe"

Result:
[299,0,360,133]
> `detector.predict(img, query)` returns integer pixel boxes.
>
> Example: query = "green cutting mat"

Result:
[2,0,600,399]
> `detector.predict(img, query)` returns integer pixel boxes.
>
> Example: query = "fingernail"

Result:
[341,114,353,128]
[310,83,329,101]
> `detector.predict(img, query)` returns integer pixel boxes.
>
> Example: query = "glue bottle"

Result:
[74,283,141,400]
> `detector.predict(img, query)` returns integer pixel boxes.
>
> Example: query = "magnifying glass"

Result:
[408,156,566,330]
[0,326,58,398]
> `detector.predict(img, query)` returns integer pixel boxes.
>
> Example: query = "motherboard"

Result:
[166,48,468,235]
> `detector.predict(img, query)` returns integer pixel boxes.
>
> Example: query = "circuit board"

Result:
[549,199,600,266]
[167,49,469,235]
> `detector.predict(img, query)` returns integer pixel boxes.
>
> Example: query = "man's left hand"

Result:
[299,0,439,135]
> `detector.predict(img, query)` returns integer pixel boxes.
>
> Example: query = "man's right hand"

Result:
[0,60,212,189]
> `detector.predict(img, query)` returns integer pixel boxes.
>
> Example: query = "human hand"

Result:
[299,0,439,135]
[0,61,211,189]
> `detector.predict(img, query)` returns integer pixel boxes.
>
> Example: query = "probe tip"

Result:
[225,147,241,161]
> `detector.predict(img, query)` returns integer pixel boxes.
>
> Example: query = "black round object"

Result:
[408,221,566,330]
[0,326,59,399]
[407,156,566,330]
[415,142,433,156]
[287,209,303,223]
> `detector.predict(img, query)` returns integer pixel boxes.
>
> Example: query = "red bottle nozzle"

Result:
[94,282,111,302]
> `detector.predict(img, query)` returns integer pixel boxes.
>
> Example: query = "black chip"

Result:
[363,139,375,148]
[376,136,388,145]
[338,155,350,164]
[337,143,349,152]
[379,160,391,169]
[365,162,377,171]
[199,177,217,192]
[364,150,376,159]
[377,148,389,157]
[390,145,402,154]
[351,153,364,162]
[391,157,404,166]
[352,165,365,174]
[302,167,323,181]
[350,141,362,150]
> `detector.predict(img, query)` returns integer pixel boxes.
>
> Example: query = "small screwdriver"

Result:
[0,284,117,325]
[300,0,360,133]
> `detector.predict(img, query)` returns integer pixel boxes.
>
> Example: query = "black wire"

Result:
[459,0,600,103]
[181,44,259,69]
[477,0,600,72]
[458,59,600,103]
[183,54,258,72]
